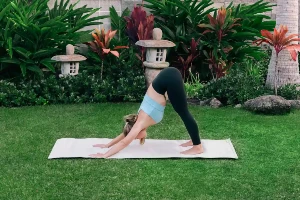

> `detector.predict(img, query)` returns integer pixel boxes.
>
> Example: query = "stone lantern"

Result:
[51,44,86,77]
[135,28,175,87]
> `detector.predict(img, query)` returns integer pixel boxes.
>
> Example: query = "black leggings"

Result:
[152,67,201,145]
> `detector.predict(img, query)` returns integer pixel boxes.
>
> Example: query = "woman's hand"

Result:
[93,144,109,148]
[89,153,107,158]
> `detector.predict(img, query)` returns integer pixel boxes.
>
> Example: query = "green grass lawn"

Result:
[0,103,299,200]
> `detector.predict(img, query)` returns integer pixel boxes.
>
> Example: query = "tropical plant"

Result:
[203,49,228,79]
[143,0,215,78]
[175,38,201,80]
[48,0,106,33]
[254,25,300,95]
[85,28,128,80]
[143,0,215,51]
[0,3,12,57]
[199,1,275,79]
[199,7,240,45]
[109,5,130,45]
[266,0,300,89]
[199,7,240,79]
[227,0,275,63]
[0,2,14,77]
[125,5,154,66]
[125,5,154,44]
[0,0,106,79]
[184,71,203,98]
[143,0,275,82]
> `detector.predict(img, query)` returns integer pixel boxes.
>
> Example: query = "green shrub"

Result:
[0,0,107,79]
[278,84,300,100]
[82,41,145,88]
[0,81,22,107]
[0,69,146,107]
[184,72,203,98]
[199,75,269,105]
[199,57,271,105]
[144,0,275,82]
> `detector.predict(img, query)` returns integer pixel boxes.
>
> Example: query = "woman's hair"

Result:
[122,114,145,145]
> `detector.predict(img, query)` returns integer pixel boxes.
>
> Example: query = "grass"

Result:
[0,103,299,200]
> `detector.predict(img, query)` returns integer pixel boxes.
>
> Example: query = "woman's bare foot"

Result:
[181,144,204,155]
[180,140,193,147]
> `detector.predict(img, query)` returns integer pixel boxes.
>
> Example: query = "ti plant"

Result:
[199,1,275,80]
[85,28,128,80]
[125,6,154,67]
[176,38,200,80]
[203,49,230,80]
[254,25,300,95]
[199,7,240,45]
[199,7,240,79]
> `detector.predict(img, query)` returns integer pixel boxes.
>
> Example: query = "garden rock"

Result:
[200,98,222,108]
[234,104,242,108]
[187,98,200,105]
[288,100,300,109]
[244,95,291,114]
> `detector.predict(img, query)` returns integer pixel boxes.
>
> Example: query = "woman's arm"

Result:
[93,133,125,148]
[107,133,125,147]
[102,124,143,158]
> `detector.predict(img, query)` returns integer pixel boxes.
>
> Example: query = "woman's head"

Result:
[122,114,146,145]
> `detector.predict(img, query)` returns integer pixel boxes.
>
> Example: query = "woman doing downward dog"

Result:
[91,67,203,158]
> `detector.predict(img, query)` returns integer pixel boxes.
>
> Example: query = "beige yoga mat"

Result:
[48,138,238,159]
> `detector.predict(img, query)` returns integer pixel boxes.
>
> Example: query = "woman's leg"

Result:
[156,67,201,145]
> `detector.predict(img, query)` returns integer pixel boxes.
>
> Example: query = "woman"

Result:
[90,67,203,158]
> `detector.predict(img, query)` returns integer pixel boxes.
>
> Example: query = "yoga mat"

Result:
[48,138,238,159]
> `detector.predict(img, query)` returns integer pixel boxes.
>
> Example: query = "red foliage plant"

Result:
[254,25,300,60]
[85,28,128,80]
[254,25,300,94]
[199,7,240,44]
[125,6,154,65]
[199,7,239,79]
[176,38,201,80]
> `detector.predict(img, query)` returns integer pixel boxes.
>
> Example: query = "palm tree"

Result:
[266,0,300,88]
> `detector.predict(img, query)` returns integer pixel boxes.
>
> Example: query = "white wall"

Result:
[48,0,278,31]
[48,0,123,31]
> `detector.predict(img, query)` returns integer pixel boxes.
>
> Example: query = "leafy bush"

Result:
[0,69,146,107]
[278,84,300,100]
[103,47,146,101]
[0,0,107,79]
[199,57,271,105]
[144,0,275,81]
[184,71,203,98]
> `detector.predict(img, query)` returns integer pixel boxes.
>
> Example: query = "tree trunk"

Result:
[275,56,279,95]
[266,0,300,88]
